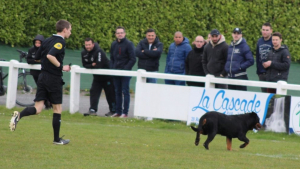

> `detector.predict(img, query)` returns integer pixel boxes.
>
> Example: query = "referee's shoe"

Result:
[9,111,20,131]
[53,136,70,145]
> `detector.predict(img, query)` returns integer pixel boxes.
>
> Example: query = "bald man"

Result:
[165,31,192,85]
[185,36,206,87]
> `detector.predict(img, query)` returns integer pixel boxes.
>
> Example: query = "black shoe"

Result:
[105,112,115,117]
[53,136,70,145]
[84,109,97,116]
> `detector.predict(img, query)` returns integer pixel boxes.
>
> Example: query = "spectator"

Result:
[27,35,52,109]
[263,32,291,93]
[225,28,254,91]
[110,26,136,118]
[136,28,163,83]
[165,31,192,85]
[202,29,228,89]
[185,35,206,87]
[81,38,116,117]
[256,22,273,92]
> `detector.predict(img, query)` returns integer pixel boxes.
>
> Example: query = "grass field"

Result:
[1,106,300,169]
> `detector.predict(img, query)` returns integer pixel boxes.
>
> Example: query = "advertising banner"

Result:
[187,87,273,125]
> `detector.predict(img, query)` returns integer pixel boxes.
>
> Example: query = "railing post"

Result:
[205,74,215,88]
[69,65,81,114]
[6,60,19,109]
[276,80,287,95]
[134,69,152,120]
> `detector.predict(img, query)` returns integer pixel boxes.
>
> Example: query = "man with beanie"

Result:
[225,28,254,91]
[202,29,228,89]
[185,35,206,87]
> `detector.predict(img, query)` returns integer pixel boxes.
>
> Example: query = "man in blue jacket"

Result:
[110,26,136,118]
[256,22,273,92]
[225,28,254,91]
[165,31,192,85]
[136,28,163,83]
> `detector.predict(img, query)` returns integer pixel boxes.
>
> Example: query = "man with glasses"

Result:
[110,26,136,118]
[185,35,206,87]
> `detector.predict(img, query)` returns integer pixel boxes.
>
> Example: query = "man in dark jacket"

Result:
[81,38,116,117]
[225,28,254,91]
[256,22,273,92]
[202,29,228,89]
[185,35,206,87]
[27,34,52,109]
[263,32,291,93]
[136,28,163,83]
[110,26,136,118]
[165,31,192,85]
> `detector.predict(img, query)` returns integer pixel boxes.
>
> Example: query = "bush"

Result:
[1,0,300,60]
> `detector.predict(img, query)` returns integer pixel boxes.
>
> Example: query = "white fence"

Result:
[2,60,300,121]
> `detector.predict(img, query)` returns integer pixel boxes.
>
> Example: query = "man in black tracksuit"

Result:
[185,35,206,87]
[135,28,163,83]
[263,32,291,93]
[81,38,116,116]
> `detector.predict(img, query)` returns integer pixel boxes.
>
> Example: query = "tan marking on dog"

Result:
[226,138,232,151]
[202,119,206,125]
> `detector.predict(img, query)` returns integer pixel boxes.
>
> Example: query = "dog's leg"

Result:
[195,132,200,146]
[203,132,216,150]
[226,137,232,151]
[238,135,249,148]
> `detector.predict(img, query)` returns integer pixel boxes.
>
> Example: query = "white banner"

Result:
[187,87,274,125]
[289,97,300,135]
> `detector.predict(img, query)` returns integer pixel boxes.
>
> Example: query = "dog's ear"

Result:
[191,126,199,132]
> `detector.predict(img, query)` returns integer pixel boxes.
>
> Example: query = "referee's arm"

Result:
[47,54,70,71]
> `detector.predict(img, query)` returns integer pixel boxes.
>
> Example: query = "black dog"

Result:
[191,111,261,150]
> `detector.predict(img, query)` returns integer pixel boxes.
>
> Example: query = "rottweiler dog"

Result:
[191,111,261,150]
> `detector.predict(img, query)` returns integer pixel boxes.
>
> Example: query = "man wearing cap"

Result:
[225,28,254,91]
[202,29,228,89]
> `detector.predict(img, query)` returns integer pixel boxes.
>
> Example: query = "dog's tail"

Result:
[190,119,206,146]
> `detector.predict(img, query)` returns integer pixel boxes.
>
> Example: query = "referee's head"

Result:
[56,19,72,39]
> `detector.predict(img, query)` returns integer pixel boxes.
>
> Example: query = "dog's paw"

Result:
[240,143,248,148]
[203,143,209,150]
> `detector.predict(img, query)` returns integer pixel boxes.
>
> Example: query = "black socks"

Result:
[52,113,61,142]
[19,107,37,119]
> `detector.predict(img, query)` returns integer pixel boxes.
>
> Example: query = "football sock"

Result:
[19,107,37,119]
[52,113,61,142]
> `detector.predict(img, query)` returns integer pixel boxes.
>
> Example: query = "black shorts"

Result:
[34,72,64,104]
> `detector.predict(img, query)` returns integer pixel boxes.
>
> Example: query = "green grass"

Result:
[1,106,300,169]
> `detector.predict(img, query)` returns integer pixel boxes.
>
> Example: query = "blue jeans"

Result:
[113,76,131,115]
[165,79,185,86]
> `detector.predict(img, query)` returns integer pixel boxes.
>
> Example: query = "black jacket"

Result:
[135,37,163,71]
[265,45,291,82]
[27,35,44,75]
[81,43,111,81]
[185,45,206,76]
[110,38,136,70]
[27,34,45,64]
[202,35,228,77]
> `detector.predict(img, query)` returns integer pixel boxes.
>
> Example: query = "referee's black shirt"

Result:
[36,34,66,76]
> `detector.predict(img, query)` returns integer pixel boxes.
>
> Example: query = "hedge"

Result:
[1,0,300,60]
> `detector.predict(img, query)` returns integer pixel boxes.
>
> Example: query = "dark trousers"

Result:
[228,75,248,91]
[90,78,116,113]
[186,81,205,87]
[258,73,268,92]
[113,76,131,115]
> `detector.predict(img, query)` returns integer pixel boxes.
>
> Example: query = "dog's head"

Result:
[250,112,262,130]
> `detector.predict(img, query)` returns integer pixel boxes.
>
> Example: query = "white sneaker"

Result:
[120,114,128,118]
[53,136,70,145]
[9,111,20,131]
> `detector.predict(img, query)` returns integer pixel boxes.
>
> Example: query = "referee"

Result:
[10,19,72,145]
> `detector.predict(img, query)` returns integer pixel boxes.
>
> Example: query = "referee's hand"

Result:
[62,65,71,72]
